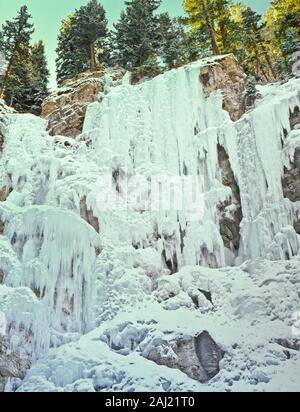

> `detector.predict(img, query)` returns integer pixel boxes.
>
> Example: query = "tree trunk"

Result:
[260,40,277,79]
[216,2,229,52]
[202,0,220,55]
[90,43,96,71]
[254,46,269,82]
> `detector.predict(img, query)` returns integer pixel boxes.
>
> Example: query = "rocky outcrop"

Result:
[0,337,31,392]
[283,148,300,203]
[147,331,224,383]
[41,68,124,137]
[217,144,243,253]
[80,196,100,233]
[290,106,300,130]
[200,54,247,121]
[282,108,300,233]
[283,148,300,234]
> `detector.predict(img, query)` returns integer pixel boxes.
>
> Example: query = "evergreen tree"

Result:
[113,0,161,80]
[56,0,108,85]
[29,41,50,115]
[183,0,227,55]
[240,7,276,81]
[184,28,204,62]
[56,14,80,85]
[158,14,187,69]
[76,0,108,70]
[244,76,258,110]
[264,0,300,77]
[0,6,34,111]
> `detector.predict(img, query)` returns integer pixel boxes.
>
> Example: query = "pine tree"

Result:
[244,76,258,110]
[240,7,276,81]
[215,0,232,52]
[158,14,187,69]
[75,0,108,70]
[113,0,161,80]
[0,6,34,111]
[264,0,300,77]
[183,0,224,55]
[29,41,50,115]
[56,14,79,86]
[56,0,108,85]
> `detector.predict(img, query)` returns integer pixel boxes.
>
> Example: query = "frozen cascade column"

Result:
[0,203,100,341]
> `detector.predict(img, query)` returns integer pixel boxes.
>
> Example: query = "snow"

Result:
[0,58,300,391]
[13,256,300,392]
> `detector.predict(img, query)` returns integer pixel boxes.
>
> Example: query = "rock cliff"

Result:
[41,68,124,137]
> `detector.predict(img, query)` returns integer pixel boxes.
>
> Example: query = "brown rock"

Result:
[0,183,11,202]
[200,55,246,121]
[294,220,300,234]
[41,68,124,137]
[217,144,243,252]
[290,106,300,130]
[80,196,100,233]
[282,148,300,203]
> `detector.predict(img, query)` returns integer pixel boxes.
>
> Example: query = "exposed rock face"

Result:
[0,181,11,202]
[283,148,300,234]
[292,51,300,76]
[282,108,300,233]
[217,144,243,253]
[200,54,247,121]
[41,68,124,137]
[274,338,300,352]
[283,148,300,202]
[80,196,100,233]
[147,331,224,383]
[0,337,31,392]
[290,106,300,130]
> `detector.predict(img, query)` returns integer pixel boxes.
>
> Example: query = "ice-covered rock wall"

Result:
[81,55,300,267]
[0,55,300,389]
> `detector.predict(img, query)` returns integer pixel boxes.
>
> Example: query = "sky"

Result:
[0,0,271,89]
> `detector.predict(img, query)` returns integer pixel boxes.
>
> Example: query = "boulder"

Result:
[147,331,224,383]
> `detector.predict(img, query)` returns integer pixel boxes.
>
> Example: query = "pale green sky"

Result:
[0,0,271,89]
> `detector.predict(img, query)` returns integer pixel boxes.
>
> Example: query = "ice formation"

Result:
[0,56,300,391]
